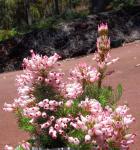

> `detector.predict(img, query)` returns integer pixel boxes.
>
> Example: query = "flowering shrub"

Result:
[4,23,135,150]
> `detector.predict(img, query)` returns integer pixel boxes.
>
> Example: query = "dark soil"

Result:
[0,5,140,73]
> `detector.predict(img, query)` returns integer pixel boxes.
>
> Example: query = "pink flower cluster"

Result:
[38,99,62,112]
[3,51,63,112]
[60,63,100,100]
[40,116,72,139]
[4,142,30,150]
[94,23,120,70]
[62,82,83,99]
[23,50,60,72]
[24,106,41,118]
[3,49,100,112]
[69,63,100,83]
[46,71,65,89]
[3,23,135,150]
[98,23,108,36]
[69,98,135,150]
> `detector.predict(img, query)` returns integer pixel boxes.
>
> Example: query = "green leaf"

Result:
[15,145,24,150]
[99,95,107,107]
[117,84,123,99]
[5,0,16,8]
[114,84,123,101]
[18,117,35,133]
[30,4,40,19]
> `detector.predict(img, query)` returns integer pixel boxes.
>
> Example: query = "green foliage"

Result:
[32,17,58,30]
[111,0,136,10]
[0,0,137,37]
[0,29,18,41]
[57,100,82,118]
[33,83,61,102]
[5,0,17,8]
[72,0,81,5]
[0,0,89,37]
[37,134,66,148]
[114,84,123,102]
[18,116,35,133]
[80,83,123,107]
[30,4,41,19]
[69,140,92,150]
[12,56,123,149]
[15,145,24,150]
[71,143,92,150]
[67,129,93,150]
[62,10,88,20]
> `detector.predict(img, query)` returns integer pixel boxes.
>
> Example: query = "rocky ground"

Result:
[0,5,140,73]
[0,41,140,149]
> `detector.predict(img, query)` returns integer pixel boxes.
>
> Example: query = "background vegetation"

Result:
[0,0,138,41]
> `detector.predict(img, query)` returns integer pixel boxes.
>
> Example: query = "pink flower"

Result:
[123,115,135,126]
[41,121,52,129]
[23,50,60,72]
[96,36,110,53]
[68,98,135,149]
[23,106,41,118]
[21,141,31,150]
[65,100,73,108]
[115,105,129,116]
[79,98,102,114]
[124,134,135,141]
[107,57,120,66]
[3,103,14,112]
[4,145,14,150]
[85,135,91,142]
[69,63,99,83]
[63,82,83,99]
[47,53,61,67]
[98,23,108,35]
[49,126,57,139]
[68,137,75,143]
[73,138,80,145]
[38,99,61,112]
[68,137,80,145]
[42,112,47,118]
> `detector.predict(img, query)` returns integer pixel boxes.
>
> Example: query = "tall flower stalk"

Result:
[96,23,111,89]
[94,23,119,90]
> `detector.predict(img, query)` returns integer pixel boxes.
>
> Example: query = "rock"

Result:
[0,5,140,73]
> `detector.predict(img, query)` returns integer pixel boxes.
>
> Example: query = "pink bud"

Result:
[85,135,91,142]
[42,112,47,118]
[65,100,73,108]
[50,116,55,121]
